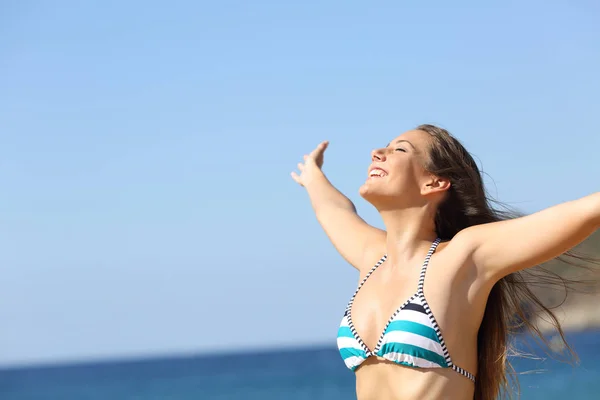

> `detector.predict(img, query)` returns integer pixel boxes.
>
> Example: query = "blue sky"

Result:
[1,1,599,366]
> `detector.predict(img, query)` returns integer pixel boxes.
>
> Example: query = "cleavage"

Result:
[351,265,419,351]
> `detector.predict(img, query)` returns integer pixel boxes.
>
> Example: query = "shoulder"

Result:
[442,229,480,260]
[359,228,387,272]
[435,231,496,305]
[437,229,484,284]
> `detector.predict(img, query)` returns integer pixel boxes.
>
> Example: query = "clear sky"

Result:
[1,1,599,367]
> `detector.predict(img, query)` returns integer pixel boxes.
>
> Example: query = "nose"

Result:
[371,148,386,162]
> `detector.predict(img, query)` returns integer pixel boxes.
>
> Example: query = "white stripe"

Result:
[380,331,444,356]
[339,316,350,327]
[390,309,432,326]
[344,355,366,369]
[337,337,363,349]
[382,352,443,368]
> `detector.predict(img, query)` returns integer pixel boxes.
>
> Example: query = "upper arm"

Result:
[457,192,600,283]
[316,204,386,270]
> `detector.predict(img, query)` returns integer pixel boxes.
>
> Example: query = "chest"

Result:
[348,258,455,351]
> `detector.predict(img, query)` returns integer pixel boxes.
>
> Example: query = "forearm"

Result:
[302,168,383,270]
[304,170,356,215]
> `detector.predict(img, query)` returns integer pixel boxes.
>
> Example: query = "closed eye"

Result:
[395,148,407,152]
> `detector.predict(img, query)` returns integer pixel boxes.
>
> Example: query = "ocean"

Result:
[1,329,599,399]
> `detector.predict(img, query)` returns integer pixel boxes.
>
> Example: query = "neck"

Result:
[379,206,438,264]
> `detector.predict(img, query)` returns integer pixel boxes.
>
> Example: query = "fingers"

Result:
[292,162,305,185]
[290,171,303,186]
[292,142,328,186]
[310,140,329,157]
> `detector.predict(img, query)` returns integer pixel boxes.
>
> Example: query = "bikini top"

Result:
[336,238,476,383]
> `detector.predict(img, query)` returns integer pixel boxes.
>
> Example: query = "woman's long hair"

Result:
[417,124,599,400]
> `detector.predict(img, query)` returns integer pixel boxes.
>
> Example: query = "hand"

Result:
[291,141,329,187]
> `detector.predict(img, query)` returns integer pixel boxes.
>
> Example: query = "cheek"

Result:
[388,172,413,192]
[390,165,422,190]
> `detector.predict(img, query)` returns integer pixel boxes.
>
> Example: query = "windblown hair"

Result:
[416,124,598,400]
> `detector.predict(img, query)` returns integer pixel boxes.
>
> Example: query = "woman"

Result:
[290,124,600,400]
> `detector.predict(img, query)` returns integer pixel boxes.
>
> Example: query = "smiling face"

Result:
[359,129,449,210]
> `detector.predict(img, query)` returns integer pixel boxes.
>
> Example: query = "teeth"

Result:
[369,169,386,177]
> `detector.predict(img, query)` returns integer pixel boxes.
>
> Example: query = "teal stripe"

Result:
[377,342,448,367]
[339,347,367,360]
[385,320,440,343]
[337,326,355,339]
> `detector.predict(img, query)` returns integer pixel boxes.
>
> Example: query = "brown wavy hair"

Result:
[417,124,599,400]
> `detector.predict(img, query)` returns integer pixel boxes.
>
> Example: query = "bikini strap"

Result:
[417,238,441,294]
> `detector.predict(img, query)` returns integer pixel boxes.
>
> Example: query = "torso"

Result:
[342,239,489,400]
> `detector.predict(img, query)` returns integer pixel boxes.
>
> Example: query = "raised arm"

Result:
[291,141,385,270]
[457,192,600,282]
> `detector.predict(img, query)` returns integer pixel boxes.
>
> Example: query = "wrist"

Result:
[304,168,327,191]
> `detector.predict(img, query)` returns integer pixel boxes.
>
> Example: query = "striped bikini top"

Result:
[336,238,476,383]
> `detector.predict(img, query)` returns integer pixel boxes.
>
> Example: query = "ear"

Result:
[422,175,451,195]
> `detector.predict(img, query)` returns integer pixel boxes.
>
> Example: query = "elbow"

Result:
[592,192,600,229]
[581,192,600,229]
[315,199,356,219]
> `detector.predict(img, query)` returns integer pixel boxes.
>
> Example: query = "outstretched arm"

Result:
[458,192,600,282]
[291,142,385,271]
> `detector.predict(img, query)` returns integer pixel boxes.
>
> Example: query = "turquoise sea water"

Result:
[1,329,599,399]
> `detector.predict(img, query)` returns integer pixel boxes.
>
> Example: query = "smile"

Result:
[369,168,388,178]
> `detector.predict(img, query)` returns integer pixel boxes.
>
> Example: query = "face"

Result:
[359,130,448,209]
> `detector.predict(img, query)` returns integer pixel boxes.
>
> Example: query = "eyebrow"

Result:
[386,139,416,150]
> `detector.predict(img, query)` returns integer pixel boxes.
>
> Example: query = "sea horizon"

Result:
[2,326,597,372]
[0,340,337,372]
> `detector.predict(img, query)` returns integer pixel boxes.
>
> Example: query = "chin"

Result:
[359,182,382,202]
[359,181,406,210]
[358,182,371,199]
